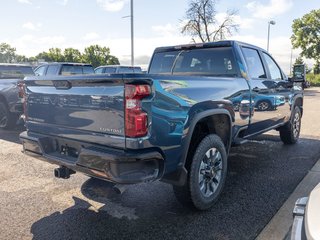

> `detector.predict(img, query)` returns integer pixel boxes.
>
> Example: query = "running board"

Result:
[232,138,249,146]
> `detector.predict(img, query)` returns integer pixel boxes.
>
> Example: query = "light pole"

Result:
[122,0,134,66]
[130,0,134,66]
[267,20,276,52]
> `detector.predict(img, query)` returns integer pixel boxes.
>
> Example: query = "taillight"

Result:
[18,82,25,98]
[125,84,151,138]
[18,82,27,121]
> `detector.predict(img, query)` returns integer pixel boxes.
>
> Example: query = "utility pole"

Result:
[289,48,293,75]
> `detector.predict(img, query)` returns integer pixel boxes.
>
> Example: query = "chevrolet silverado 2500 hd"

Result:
[20,41,303,210]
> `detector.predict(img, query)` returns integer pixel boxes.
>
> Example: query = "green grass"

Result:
[306,74,320,87]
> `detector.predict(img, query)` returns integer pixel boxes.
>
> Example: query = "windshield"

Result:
[149,47,239,77]
[0,65,34,79]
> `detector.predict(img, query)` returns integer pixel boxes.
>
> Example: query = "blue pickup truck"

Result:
[20,41,303,210]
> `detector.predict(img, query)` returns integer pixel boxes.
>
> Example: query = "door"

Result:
[241,47,291,136]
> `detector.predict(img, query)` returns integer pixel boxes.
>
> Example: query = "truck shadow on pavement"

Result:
[0,127,24,144]
[29,134,320,240]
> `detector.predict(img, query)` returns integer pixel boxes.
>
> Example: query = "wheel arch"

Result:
[162,107,234,186]
[293,96,303,116]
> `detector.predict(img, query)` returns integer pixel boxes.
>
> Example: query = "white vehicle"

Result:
[291,183,320,240]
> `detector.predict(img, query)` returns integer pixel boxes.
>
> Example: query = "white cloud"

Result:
[59,0,68,6]
[83,32,100,41]
[246,0,293,19]
[18,0,32,4]
[22,22,42,31]
[215,13,254,30]
[11,34,66,56]
[152,23,177,36]
[96,0,127,12]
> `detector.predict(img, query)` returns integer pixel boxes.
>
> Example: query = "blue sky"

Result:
[1,0,319,72]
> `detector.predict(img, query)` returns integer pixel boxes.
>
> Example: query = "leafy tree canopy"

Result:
[291,9,320,62]
[0,43,16,63]
[0,43,120,68]
[82,45,119,68]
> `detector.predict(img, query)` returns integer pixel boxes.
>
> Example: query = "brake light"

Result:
[18,82,27,121]
[18,82,25,98]
[125,84,151,137]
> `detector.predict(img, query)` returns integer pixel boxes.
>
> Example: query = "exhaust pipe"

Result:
[54,167,75,179]
[113,184,127,194]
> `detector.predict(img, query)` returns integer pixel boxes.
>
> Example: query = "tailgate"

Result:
[25,75,125,147]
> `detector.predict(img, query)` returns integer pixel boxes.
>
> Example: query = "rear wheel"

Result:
[256,100,271,111]
[0,102,16,130]
[173,134,227,210]
[279,106,301,144]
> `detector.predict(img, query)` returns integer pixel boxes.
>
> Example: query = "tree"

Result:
[293,56,311,74]
[0,43,120,66]
[291,9,320,63]
[64,48,82,63]
[82,45,119,68]
[15,54,28,63]
[47,48,65,62]
[0,43,16,63]
[35,51,51,62]
[314,61,320,74]
[294,56,304,65]
[181,0,239,43]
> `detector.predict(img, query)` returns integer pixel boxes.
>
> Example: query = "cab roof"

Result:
[153,40,265,53]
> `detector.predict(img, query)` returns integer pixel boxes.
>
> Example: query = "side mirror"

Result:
[292,64,306,82]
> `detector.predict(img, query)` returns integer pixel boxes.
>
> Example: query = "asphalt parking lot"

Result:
[1,88,320,240]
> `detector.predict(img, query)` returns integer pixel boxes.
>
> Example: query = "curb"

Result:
[256,160,320,240]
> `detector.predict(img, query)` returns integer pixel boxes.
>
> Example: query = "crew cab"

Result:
[20,41,304,210]
[34,62,94,76]
[0,64,34,129]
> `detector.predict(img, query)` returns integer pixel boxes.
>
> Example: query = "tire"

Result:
[256,100,271,111]
[279,106,301,144]
[173,134,227,210]
[0,102,16,130]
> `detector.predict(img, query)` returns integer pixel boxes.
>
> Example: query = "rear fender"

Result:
[162,101,234,185]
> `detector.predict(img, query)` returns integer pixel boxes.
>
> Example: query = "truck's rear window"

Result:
[61,65,94,75]
[149,47,239,77]
[0,65,34,79]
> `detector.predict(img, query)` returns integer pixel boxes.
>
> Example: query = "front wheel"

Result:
[173,134,227,210]
[279,106,301,144]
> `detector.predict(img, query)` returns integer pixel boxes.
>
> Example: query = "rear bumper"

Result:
[20,131,164,184]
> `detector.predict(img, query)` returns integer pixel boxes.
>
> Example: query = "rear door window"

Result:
[46,65,59,75]
[104,67,117,74]
[242,47,266,79]
[95,67,104,74]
